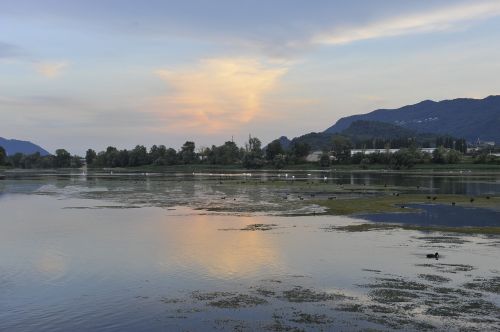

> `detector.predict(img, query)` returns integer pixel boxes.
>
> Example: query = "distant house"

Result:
[350,148,436,156]
[306,151,324,162]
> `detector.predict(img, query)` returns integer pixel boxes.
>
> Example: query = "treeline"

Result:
[1,136,310,169]
[0,134,497,170]
[85,137,311,169]
[0,147,82,169]
[351,136,467,152]
[323,135,498,169]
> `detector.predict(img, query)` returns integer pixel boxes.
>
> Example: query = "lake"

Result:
[0,170,499,331]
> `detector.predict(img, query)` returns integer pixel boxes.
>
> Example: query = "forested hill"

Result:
[324,95,500,143]
[0,137,50,156]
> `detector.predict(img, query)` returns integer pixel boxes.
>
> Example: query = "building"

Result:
[350,148,436,156]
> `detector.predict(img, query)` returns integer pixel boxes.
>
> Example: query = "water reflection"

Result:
[155,214,281,279]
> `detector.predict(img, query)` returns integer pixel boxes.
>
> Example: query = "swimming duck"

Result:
[426,252,439,259]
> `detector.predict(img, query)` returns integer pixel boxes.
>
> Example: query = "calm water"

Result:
[0,171,499,331]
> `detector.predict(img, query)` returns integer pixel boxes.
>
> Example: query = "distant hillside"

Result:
[288,120,442,151]
[325,95,500,143]
[0,137,50,156]
[341,120,416,141]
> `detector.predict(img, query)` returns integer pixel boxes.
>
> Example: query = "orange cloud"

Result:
[153,58,287,133]
[35,61,68,78]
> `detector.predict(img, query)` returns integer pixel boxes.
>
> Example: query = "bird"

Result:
[427,252,439,259]
[432,196,437,201]
[486,196,491,199]
[470,197,475,203]
[451,202,456,206]
[426,196,431,199]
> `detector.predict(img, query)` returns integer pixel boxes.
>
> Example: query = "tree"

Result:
[165,148,178,165]
[319,153,331,167]
[432,146,447,164]
[242,136,264,168]
[55,149,71,168]
[85,149,97,165]
[0,146,6,165]
[71,155,83,168]
[265,140,283,161]
[129,145,148,166]
[446,149,461,164]
[331,135,352,163]
[180,141,197,164]
[219,141,239,164]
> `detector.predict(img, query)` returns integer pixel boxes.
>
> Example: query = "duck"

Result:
[426,252,439,259]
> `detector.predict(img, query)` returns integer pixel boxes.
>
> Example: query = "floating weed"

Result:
[289,311,333,324]
[191,291,235,301]
[281,286,348,303]
[415,236,470,244]
[418,274,452,283]
[241,223,279,231]
[368,289,419,303]
[336,303,365,313]
[219,223,279,231]
[415,263,475,273]
[208,294,268,308]
[361,277,428,291]
[463,276,500,294]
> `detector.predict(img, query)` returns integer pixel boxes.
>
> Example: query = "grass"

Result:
[313,194,500,215]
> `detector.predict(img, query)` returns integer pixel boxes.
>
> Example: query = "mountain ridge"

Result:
[324,95,500,142]
[0,137,51,156]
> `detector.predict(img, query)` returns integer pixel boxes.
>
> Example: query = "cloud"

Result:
[314,1,500,45]
[34,61,68,78]
[0,41,24,59]
[153,58,287,133]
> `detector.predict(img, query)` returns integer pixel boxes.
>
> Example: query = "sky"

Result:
[1,0,500,155]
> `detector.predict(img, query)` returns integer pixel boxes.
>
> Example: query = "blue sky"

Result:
[1,0,500,154]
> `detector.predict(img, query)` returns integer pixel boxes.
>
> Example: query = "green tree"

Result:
[129,145,148,166]
[85,149,97,165]
[179,141,197,164]
[432,146,447,164]
[55,149,71,168]
[242,136,264,168]
[331,135,352,163]
[265,140,283,161]
[0,146,6,165]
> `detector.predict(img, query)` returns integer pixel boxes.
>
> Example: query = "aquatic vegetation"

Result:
[335,303,364,313]
[241,223,279,231]
[418,274,452,283]
[463,276,500,294]
[368,288,420,303]
[415,236,470,244]
[289,311,332,324]
[208,294,268,308]
[280,286,348,303]
[313,194,500,216]
[361,277,428,291]
[416,263,476,274]
[191,291,235,301]
[327,222,500,235]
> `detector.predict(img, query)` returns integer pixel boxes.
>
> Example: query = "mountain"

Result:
[288,120,442,151]
[341,120,417,141]
[0,137,51,156]
[277,136,292,150]
[325,95,500,143]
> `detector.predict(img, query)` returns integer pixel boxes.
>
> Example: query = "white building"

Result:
[350,148,436,156]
